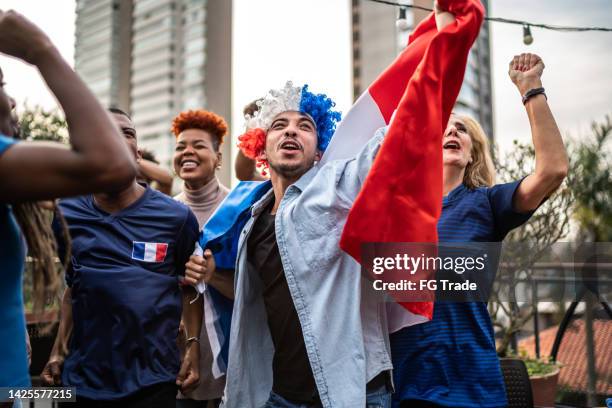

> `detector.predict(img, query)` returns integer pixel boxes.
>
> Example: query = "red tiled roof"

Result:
[518,319,612,395]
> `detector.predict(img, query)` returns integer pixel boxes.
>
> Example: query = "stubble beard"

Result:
[268,156,315,180]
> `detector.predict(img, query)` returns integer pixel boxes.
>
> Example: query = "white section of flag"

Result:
[386,302,431,333]
[320,90,386,165]
[143,243,158,262]
[191,242,226,378]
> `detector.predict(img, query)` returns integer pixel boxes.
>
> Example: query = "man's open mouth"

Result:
[279,140,302,151]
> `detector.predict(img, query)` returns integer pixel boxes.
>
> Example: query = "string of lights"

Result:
[366,0,612,45]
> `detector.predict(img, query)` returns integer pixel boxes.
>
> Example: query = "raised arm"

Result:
[235,149,266,181]
[510,53,569,212]
[0,10,136,202]
[139,159,173,195]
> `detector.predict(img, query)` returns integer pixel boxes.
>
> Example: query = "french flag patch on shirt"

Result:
[132,242,168,263]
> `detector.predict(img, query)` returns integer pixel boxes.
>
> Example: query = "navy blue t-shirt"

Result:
[55,186,198,400]
[390,181,533,408]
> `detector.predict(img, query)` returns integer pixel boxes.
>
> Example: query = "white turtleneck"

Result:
[174,176,229,229]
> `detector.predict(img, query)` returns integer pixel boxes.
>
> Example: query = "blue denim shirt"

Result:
[222,129,391,408]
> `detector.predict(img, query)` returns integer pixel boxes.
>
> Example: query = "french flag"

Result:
[320,12,439,324]
[331,0,484,324]
[132,241,168,263]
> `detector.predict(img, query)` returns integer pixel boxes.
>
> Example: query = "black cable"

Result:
[367,0,433,13]
[366,0,612,32]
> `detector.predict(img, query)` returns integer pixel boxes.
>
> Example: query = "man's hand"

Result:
[434,1,456,31]
[184,250,216,286]
[41,355,64,386]
[509,53,545,95]
[176,342,200,393]
[0,10,55,65]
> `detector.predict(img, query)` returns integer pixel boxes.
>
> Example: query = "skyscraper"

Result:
[74,0,131,110]
[351,0,494,139]
[75,0,232,185]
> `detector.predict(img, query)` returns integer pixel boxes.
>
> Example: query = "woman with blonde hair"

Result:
[388,53,569,407]
[456,115,495,189]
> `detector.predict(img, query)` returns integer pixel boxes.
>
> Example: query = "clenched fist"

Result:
[509,53,545,95]
[184,249,216,286]
[0,10,55,65]
[41,355,64,386]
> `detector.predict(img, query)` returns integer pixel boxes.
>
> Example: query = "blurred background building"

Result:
[74,0,232,185]
[351,0,494,139]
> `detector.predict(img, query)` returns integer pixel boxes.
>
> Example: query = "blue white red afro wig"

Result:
[237,81,341,173]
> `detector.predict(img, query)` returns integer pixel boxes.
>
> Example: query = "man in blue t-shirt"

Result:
[42,109,202,407]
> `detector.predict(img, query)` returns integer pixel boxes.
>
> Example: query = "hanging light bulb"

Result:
[396,7,410,31]
[523,24,534,45]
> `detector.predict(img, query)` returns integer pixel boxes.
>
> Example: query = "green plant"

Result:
[17,103,68,143]
[489,114,612,357]
[517,349,561,377]
[568,115,612,242]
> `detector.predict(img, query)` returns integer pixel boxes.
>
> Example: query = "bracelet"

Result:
[186,336,200,344]
[522,87,546,105]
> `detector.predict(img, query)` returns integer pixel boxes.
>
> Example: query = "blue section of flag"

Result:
[132,242,145,261]
[198,180,272,375]
[200,180,272,270]
[208,285,232,373]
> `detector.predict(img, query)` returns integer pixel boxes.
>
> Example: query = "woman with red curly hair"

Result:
[172,109,230,408]
[173,109,230,227]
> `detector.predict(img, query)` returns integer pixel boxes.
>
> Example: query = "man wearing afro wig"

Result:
[186,0,481,404]
[186,80,392,407]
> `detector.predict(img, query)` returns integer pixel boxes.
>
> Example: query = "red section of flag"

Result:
[155,243,168,262]
[340,0,485,317]
[369,13,437,123]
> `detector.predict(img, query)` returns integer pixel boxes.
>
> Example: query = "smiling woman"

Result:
[172,109,230,228]
[171,109,230,406]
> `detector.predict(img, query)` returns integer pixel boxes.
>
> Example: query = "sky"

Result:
[1,0,611,158]
[488,0,612,152]
[0,0,75,110]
